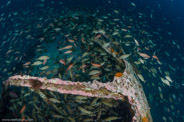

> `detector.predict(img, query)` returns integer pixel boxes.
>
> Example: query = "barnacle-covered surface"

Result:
[2,69,151,122]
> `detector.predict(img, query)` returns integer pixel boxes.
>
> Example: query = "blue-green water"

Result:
[0,0,183,121]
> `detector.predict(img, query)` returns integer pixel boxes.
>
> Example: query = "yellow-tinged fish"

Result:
[75,96,88,100]
[69,69,73,79]
[114,10,119,14]
[90,98,99,106]
[161,78,171,86]
[121,28,127,31]
[165,76,172,82]
[104,116,121,121]
[78,107,93,115]
[40,66,49,70]
[103,42,110,48]
[89,70,100,75]
[124,34,132,38]
[90,75,100,80]
[119,54,130,59]
[58,45,73,50]
[24,93,30,97]
[37,56,50,60]
[32,61,42,66]
[74,99,86,103]
[134,38,140,46]
[67,56,73,63]
[102,101,113,107]
[58,73,62,79]
[64,50,72,54]
[84,105,94,110]
[48,98,61,103]
[54,28,61,32]
[82,52,88,58]
[52,104,62,113]
[68,117,75,122]
[138,74,145,82]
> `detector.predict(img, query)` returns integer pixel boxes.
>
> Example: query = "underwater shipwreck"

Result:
[1,9,152,122]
